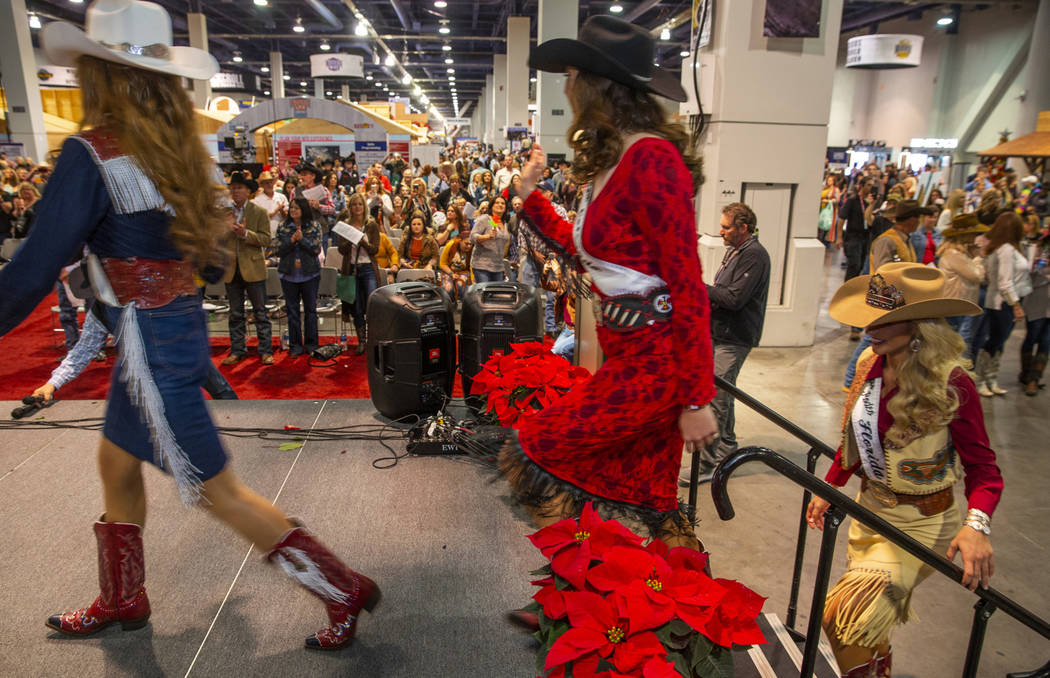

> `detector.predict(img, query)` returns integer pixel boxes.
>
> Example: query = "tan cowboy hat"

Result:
[830,262,981,328]
[41,0,218,81]
[941,212,989,239]
[257,171,277,182]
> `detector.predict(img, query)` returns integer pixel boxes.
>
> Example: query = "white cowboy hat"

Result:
[41,0,218,81]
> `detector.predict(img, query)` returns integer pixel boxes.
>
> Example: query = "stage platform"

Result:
[1,251,1048,677]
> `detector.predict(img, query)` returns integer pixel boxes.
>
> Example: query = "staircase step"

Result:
[735,613,839,677]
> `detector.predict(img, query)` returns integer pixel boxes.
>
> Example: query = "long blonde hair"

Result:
[945,189,966,217]
[885,319,969,447]
[76,56,225,266]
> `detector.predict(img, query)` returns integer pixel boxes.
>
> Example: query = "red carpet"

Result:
[0,294,549,401]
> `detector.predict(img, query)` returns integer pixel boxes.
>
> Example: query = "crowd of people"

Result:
[207,144,580,363]
[825,161,1049,398]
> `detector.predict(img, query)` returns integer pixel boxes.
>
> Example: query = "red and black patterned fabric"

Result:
[517,138,716,513]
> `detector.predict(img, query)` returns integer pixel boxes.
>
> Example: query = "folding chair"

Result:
[316,266,344,339]
[325,246,343,272]
[264,267,286,340]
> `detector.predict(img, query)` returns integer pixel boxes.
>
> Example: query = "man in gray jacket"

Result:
[682,202,770,485]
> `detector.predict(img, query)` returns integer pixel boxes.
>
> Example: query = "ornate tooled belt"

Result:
[599,286,672,332]
[100,257,198,310]
[861,476,954,516]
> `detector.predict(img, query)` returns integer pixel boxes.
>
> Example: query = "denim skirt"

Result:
[101,295,228,491]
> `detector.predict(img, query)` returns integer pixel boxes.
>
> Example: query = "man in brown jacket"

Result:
[222,172,274,365]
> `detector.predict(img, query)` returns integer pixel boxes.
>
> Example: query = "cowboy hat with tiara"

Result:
[41,0,218,81]
[830,262,981,329]
[529,15,687,102]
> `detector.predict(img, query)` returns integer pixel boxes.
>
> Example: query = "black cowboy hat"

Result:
[296,162,321,177]
[529,15,687,103]
[228,171,258,193]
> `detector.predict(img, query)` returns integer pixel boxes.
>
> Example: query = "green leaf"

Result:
[523,600,541,615]
[529,564,554,577]
[693,645,734,678]
[689,633,713,667]
[553,574,571,590]
[669,650,692,676]
[668,619,692,636]
[278,442,303,451]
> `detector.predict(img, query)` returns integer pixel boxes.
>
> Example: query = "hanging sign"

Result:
[310,54,364,78]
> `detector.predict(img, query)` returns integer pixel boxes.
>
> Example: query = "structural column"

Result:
[270,51,285,99]
[341,83,350,100]
[187,12,212,108]
[484,74,496,147]
[491,56,507,143]
[505,16,531,130]
[0,0,49,161]
[535,0,578,159]
[315,79,325,99]
[695,0,844,346]
[1016,0,1050,138]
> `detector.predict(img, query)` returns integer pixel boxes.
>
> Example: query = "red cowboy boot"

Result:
[267,523,381,650]
[46,518,151,635]
[841,649,892,678]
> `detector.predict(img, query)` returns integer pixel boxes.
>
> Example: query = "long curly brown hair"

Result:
[76,56,225,266]
[565,70,703,190]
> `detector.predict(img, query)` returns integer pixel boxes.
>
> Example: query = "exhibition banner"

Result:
[310,54,364,79]
[277,134,356,166]
[355,140,388,169]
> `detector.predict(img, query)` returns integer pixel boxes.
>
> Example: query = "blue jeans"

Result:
[843,334,873,388]
[281,275,320,353]
[981,302,1015,356]
[946,315,978,359]
[519,260,557,333]
[472,268,503,283]
[1022,317,1050,355]
[225,269,272,355]
[55,282,80,350]
[351,265,378,328]
[552,326,574,362]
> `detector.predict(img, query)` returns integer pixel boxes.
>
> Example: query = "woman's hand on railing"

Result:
[806,496,831,531]
[948,527,995,591]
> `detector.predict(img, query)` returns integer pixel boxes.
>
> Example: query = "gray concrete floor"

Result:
[0,249,1047,677]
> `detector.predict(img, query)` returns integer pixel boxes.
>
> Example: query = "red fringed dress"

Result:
[501,137,716,524]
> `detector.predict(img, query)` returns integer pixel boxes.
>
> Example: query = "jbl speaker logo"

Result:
[492,350,504,358]
[429,348,441,360]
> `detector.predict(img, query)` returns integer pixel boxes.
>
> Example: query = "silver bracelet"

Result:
[964,518,991,536]
[967,508,992,525]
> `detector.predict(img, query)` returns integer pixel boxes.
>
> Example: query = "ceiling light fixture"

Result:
[375,82,382,87]
[300,81,307,86]
[447,68,455,74]
[402,74,412,84]
[232,51,243,63]
[283,74,291,80]
[529,76,536,82]
[28,13,42,29]
[264,90,271,95]
[355,21,369,37]
[365,74,373,80]
[320,41,331,51]
[610,4,623,14]
[385,53,396,67]
[326,90,333,96]
[444,57,454,64]
[936,16,954,26]
[660,28,670,40]
[438,21,451,35]
[435,0,447,7]
[254,0,267,6]
[261,65,270,73]
[293,17,305,33]
[680,50,690,57]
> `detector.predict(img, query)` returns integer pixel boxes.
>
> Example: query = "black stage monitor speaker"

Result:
[459,281,541,398]
[366,282,457,419]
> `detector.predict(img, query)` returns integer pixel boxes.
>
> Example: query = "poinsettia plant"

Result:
[524,503,766,678]
[469,341,591,428]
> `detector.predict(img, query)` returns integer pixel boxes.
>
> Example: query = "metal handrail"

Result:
[711,446,1050,678]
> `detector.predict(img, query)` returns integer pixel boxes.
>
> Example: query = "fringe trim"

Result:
[115,303,204,505]
[493,428,695,541]
[274,547,350,605]
[98,156,172,215]
[825,568,914,648]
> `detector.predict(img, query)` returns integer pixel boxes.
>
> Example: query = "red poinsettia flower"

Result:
[545,592,666,674]
[529,504,644,590]
[643,540,710,575]
[533,578,569,620]
[588,545,727,633]
[702,578,767,648]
